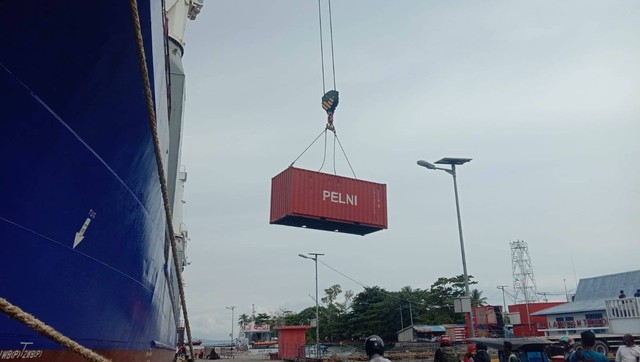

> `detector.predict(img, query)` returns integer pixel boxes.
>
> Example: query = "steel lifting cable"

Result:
[290,129,327,167]
[292,0,358,179]
[328,0,337,90]
[335,132,357,179]
[318,0,337,92]
[318,130,328,172]
[317,0,326,94]
[129,0,195,359]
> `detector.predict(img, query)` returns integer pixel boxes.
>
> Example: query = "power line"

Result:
[318,260,426,306]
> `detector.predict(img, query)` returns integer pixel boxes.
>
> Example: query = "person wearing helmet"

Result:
[559,336,575,362]
[435,336,460,362]
[365,335,391,362]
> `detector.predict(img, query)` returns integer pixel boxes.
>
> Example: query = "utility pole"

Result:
[226,306,236,352]
[497,285,509,315]
[409,302,414,326]
[299,253,324,359]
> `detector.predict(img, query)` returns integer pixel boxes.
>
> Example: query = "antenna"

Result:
[510,240,541,303]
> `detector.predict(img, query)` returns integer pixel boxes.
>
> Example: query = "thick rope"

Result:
[0,297,110,362]
[128,0,195,359]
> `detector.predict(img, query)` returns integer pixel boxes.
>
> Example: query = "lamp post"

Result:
[299,253,323,358]
[226,306,235,351]
[417,157,475,337]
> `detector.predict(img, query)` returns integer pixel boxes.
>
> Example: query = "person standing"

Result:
[503,341,519,362]
[559,336,576,362]
[615,334,640,362]
[569,331,608,362]
[463,344,477,362]
[634,289,640,298]
[619,291,627,299]
[474,343,491,362]
[365,335,392,362]
[435,336,460,362]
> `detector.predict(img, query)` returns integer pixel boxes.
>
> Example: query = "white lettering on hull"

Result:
[0,342,43,359]
[322,190,357,206]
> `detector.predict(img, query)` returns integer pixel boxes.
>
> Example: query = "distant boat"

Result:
[252,340,278,349]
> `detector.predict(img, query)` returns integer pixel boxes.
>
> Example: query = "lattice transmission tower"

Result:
[510,240,540,303]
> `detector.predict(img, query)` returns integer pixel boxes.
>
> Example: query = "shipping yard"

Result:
[1,1,639,362]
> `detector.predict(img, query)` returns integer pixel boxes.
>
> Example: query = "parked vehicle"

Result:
[468,337,554,362]
[542,297,640,355]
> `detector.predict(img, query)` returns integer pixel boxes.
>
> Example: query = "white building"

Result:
[532,270,640,336]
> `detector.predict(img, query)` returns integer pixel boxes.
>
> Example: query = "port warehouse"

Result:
[531,270,640,336]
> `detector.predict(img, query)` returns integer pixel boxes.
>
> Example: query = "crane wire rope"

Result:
[333,132,337,175]
[290,129,326,167]
[292,0,357,180]
[318,0,326,94]
[335,133,357,179]
[318,130,328,172]
[328,0,337,90]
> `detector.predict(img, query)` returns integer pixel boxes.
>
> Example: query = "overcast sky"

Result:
[178,0,640,339]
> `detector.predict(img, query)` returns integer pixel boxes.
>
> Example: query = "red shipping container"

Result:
[508,302,565,337]
[270,167,388,235]
[277,326,311,360]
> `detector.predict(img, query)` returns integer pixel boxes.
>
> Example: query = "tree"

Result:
[348,286,396,340]
[419,275,477,324]
[255,313,271,325]
[278,274,483,343]
[470,289,487,307]
[336,290,354,314]
[321,284,342,340]
[238,313,250,327]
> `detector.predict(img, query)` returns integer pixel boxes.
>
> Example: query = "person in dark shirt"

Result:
[503,341,518,362]
[474,343,491,362]
[435,336,459,362]
[634,289,640,297]
[619,290,626,298]
[569,331,608,362]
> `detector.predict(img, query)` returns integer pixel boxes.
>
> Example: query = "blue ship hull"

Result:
[1,1,181,361]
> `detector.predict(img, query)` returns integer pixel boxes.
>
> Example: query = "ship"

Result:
[0,1,202,361]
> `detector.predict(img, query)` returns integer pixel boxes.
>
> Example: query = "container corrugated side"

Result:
[270,167,387,235]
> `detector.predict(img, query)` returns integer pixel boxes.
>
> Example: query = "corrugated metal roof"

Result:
[413,325,446,333]
[532,270,640,316]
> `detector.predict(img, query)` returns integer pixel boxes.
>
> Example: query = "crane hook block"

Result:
[321,90,339,114]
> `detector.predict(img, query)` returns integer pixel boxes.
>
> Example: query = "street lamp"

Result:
[226,306,235,351]
[298,253,324,358]
[417,157,475,337]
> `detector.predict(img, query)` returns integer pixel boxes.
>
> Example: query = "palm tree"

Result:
[470,289,487,306]
[238,313,250,327]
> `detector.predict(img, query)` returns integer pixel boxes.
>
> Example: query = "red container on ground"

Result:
[508,302,565,337]
[270,167,388,235]
[277,326,311,360]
